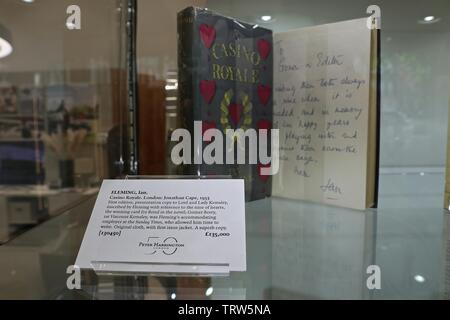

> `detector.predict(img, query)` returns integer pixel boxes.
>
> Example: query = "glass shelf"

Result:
[0,171,448,300]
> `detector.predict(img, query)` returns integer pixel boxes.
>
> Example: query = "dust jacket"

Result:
[177,7,273,201]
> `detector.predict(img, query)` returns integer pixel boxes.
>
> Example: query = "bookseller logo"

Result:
[140,236,184,255]
[170,121,280,176]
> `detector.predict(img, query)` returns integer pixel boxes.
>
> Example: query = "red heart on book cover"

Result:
[199,24,216,49]
[199,80,216,104]
[202,121,216,141]
[258,163,271,182]
[257,119,272,133]
[257,39,271,60]
[257,84,271,106]
[228,103,243,126]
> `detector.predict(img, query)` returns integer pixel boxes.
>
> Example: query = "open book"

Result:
[272,18,380,210]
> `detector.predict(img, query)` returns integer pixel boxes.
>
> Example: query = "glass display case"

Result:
[0,0,134,243]
[1,0,450,300]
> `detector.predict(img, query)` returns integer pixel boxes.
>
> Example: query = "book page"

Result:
[272,18,372,210]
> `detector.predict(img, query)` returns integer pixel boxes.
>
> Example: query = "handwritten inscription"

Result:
[320,179,342,194]
[316,52,344,67]
[274,32,369,203]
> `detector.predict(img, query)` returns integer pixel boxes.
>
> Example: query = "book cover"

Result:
[177,7,273,201]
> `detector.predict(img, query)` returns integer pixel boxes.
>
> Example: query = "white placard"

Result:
[75,179,246,274]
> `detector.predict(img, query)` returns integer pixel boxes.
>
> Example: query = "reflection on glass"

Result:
[270,198,376,299]
[0,0,131,243]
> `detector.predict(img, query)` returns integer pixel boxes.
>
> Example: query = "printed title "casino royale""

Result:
[211,42,261,84]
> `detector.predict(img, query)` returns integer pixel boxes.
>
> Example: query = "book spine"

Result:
[177,8,197,175]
